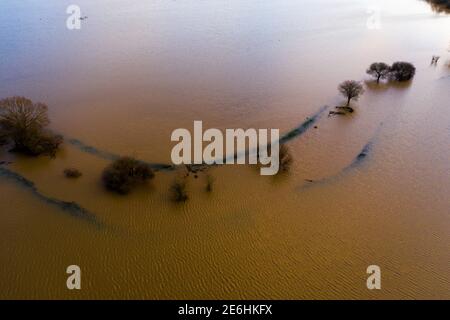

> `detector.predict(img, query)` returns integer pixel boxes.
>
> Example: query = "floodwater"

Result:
[0,0,449,299]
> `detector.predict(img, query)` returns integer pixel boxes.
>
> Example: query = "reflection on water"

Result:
[0,0,449,299]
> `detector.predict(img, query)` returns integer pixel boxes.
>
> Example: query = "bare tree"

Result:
[338,81,364,106]
[0,96,62,156]
[0,97,49,146]
[366,62,390,83]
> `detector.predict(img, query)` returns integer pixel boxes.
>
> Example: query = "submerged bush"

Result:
[102,157,154,194]
[0,96,62,156]
[205,175,214,192]
[279,145,293,173]
[389,62,416,82]
[170,179,188,202]
[64,168,82,178]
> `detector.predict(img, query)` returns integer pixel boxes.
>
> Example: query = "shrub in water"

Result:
[205,175,214,192]
[279,145,293,173]
[170,179,188,202]
[64,168,82,178]
[102,157,154,194]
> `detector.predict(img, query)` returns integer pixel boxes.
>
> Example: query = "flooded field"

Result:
[0,0,449,299]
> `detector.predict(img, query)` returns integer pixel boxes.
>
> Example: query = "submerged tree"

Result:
[389,62,416,82]
[425,0,450,12]
[102,157,154,194]
[366,62,390,83]
[0,96,62,156]
[338,80,364,106]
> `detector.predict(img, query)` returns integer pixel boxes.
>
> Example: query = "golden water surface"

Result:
[0,0,449,299]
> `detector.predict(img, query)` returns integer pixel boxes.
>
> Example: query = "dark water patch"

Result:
[0,166,104,228]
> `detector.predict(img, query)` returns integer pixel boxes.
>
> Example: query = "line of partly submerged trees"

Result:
[0,96,295,201]
[0,61,416,200]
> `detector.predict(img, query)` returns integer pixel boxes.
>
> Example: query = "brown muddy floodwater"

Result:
[0,0,449,299]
